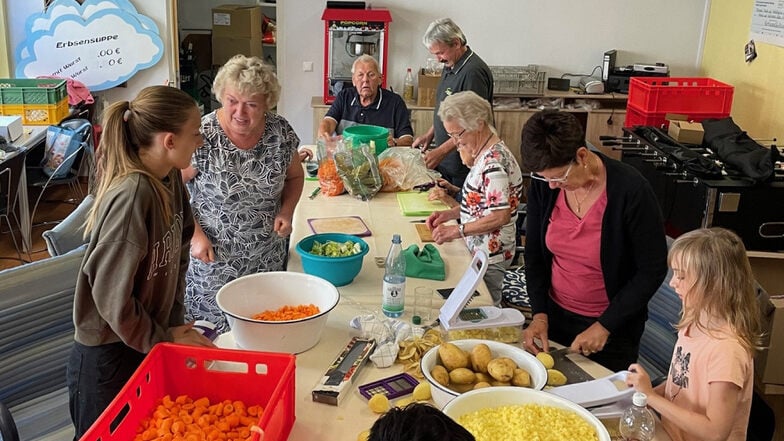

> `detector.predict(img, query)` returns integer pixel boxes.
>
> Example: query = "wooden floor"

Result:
[0,182,87,270]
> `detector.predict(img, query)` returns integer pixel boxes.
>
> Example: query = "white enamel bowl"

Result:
[420,339,548,409]
[216,271,339,353]
[442,386,611,441]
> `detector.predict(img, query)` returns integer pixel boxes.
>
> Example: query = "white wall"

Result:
[279,0,709,144]
[3,0,710,145]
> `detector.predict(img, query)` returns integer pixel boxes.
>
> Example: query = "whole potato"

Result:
[473,381,491,390]
[474,372,492,384]
[438,343,470,371]
[497,357,518,372]
[487,358,514,382]
[490,380,511,387]
[449,367,476,385]
[448,382,475,393]
[431,365,450,386]
[470,344,492,373]
[512,368,531,387]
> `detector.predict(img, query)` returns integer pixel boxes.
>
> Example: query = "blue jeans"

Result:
[67,341,145,440]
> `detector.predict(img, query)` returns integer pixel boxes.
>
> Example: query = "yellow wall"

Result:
[702,0,783,140]
[0,1,9,77]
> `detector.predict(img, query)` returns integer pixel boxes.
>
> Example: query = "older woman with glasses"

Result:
[425,91,523,305]
[520,111,667,372]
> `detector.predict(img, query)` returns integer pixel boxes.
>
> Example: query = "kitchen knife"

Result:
[549,347,594,384]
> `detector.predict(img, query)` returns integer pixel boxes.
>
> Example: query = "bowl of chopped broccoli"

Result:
[295,233,369,286]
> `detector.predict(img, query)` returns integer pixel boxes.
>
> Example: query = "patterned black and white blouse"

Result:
[185,111,300,332]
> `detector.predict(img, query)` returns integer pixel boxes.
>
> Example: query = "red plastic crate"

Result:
[623,104,729,128]
[627,77,734,115]
[81,343,296,441]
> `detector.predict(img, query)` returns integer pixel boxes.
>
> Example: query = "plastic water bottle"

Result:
[403,68,415,102]
[382,234,406,317]
[619,392,656,441]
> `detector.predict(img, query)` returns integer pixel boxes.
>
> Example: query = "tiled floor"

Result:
[0,182,87,270]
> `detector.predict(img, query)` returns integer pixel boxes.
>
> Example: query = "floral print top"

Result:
[460,140,524,264]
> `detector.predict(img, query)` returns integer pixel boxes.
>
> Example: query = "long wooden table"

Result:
[218,179,672,441]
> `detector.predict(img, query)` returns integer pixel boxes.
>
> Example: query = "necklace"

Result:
[473,132,495,159]
[570,180,596,214]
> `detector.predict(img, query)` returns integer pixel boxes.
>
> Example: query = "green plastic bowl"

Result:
[295,233,369,286]
[342,124,389,155]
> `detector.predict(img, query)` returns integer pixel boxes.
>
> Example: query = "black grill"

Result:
[602,128,784,251]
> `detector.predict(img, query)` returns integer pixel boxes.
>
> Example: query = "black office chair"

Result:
[26,119,94,228]
[0,400,20,441]
[0,151,30,263]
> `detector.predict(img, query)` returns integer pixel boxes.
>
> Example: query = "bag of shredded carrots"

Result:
[317,139,345,196]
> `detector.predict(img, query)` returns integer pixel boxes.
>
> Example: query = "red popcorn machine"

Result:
[321,8,392,104]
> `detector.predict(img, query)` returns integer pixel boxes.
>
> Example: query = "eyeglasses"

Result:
[530,162,573,183]
[447,128,466,140]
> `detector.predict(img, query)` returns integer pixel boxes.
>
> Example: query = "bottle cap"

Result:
[632,392,648,407]
[412,315,421,325]
[392,234,401,243]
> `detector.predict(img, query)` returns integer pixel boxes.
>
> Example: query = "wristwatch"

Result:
[458,223,466,238]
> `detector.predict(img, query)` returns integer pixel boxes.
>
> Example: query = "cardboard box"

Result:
[0,115,23,142]
[666,113,704,145]
[417,68,440,107]
[211,35,263,66]
[211,5,262,38]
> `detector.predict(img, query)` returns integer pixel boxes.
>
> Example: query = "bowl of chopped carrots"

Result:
[295,233,370,286]
[216,271,340,353]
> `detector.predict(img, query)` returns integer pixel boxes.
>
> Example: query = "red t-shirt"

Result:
[545,189,609,317]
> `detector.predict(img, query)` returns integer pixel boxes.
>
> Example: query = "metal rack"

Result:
[490,65,546,96]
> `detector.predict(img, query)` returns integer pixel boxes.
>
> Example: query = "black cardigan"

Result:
[524,153,668,333]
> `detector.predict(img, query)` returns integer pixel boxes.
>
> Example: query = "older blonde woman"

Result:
[182,55,304,332]
[425,91,523,304]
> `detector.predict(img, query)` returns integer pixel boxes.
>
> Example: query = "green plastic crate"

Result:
[0,79,68,105]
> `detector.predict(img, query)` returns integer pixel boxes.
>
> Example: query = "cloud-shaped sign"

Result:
[15,0,164,92]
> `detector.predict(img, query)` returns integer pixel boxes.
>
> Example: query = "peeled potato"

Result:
[512,368,531,387]
[431,365,450,386]
[474,372,492,383]
[449,367,476,385]
[412,382,431,401]
[470,343,492,373]
[368,394,390,413]
[536,352,555,369]
[438,343,470,371]
[395,396,415,408]
[547,368,568,386]
[487,358,514,382]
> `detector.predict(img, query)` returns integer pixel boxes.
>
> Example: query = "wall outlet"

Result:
[303,61,314,72]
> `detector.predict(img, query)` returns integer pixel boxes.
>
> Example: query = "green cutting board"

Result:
[396,192,449,216]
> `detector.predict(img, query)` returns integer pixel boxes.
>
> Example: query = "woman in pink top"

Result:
[626,228,764,441]
[521,111,667,372]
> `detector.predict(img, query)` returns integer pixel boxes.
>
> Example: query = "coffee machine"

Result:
[321,8,392,104]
